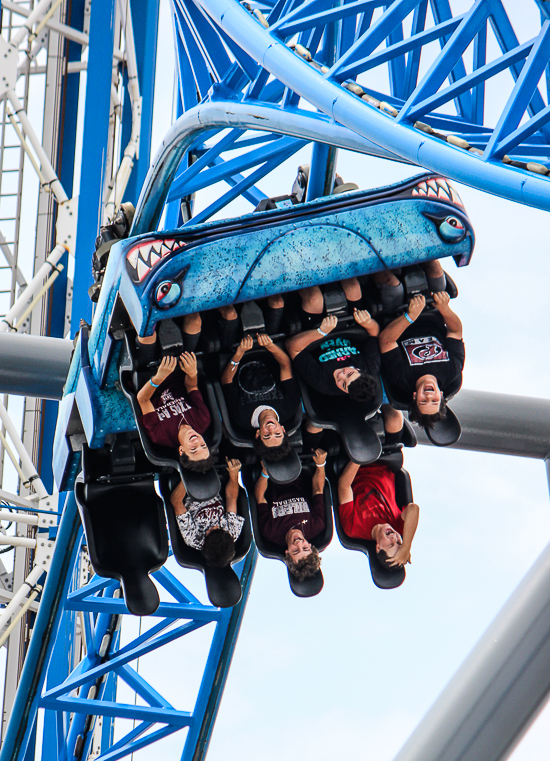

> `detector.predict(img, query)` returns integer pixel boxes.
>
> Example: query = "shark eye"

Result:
[155,280,181,309]
[439,215,466,242]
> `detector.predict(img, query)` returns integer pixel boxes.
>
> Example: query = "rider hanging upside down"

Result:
[221,333,301,463]
[254,449,327,581]
[286,309,381,402]
[337,412,419,572]
[378,291,464,429]
[170,458,245,567]
[136,350,214,473]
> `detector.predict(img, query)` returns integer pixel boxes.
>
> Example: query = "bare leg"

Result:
[267,294,284,309]
[218,305,239,348]
[183,312,201,336]
[371,270,400,287]
[217,305,238,321]
[265,294,284,334]
[421,259,444,280]
[299,286,324,315]
[381,404,403,434]
[340,277,362,302]
[421,260,446,293]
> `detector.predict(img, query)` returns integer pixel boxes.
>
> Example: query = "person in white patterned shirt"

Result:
[170,458,244,567]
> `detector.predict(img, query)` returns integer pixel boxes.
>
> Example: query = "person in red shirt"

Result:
[137,352,213,472]
[337,434,419,570]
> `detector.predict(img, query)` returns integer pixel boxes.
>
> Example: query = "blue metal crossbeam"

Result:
[150,0,550,222]
[485,20,550,158]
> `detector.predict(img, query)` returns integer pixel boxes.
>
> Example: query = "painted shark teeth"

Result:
[125,238,183,282]
[413,177,463,206]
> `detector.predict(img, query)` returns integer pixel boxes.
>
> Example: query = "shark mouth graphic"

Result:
[126,238,184,283]
[411,177,463,206]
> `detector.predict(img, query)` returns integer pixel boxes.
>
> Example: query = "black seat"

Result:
[158,472,252,608]
[364,266,459,319]
[295,328,383,464]
[368,409,417,450]
[119,330,223,500]
[75,443,169,616]
[330,450,413,590]
[242,462,333,598]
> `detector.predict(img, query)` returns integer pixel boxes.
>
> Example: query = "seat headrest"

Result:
[425,406,461,447]
[180,467,221,501]
[377,449,404,472]
[287,568,324,597]
[263,448,302,484]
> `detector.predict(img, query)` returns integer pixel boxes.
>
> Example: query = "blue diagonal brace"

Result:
[327,0,422,81]
[273,0,381,36]
[269,0,341,33]
[153,566,203,605]
[168,135,304,198]
[336,13,462,81]
[42,620,210,700]
[401,38,534,123]
[118,664,174,709]
[184,140,305,225]
[65,596,222,618]
[484,20,550,159]
[67,576,118,601]
[488,103,550,159]
[397,0,489,122]
[96,724,181,761]
[41,697,192,727]
[402,0,427,99]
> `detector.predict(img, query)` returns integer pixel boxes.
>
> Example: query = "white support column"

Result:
[0,400,48,498]
[6,90,68,204]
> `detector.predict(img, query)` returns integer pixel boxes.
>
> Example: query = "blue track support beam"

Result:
[182,549,257,761]
[0,494,81,761]
[485,20,550,159]
[25,548,258,761]
[306,142,336,200]
[144,0,550,218]
[70,0,117,333]
[121,0,161,207]
[397,0,489,123]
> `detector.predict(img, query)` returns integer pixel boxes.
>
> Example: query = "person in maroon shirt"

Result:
[254,449,327,581]
[338,450,419,571]
[137,352,213,472]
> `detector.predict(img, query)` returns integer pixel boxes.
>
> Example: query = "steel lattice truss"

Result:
[154,0,550,230]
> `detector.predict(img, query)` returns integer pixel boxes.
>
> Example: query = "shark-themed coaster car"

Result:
[52,171,474,492]
[116,172,474,337]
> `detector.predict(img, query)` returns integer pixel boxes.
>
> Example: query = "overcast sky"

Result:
[114,2,550,759]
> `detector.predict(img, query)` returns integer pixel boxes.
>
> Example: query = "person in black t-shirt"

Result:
[221,333,301,462]
[286,310,381,402]
[379,292,465,428]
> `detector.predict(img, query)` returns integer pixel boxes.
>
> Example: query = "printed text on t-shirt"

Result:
[155,389,192,421]
[271,497,311,519]
[318,337,360,363]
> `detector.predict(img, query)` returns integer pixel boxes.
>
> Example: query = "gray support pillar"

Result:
[416,389,550,460]
[0,333,72,400]
[393,539,550,761]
